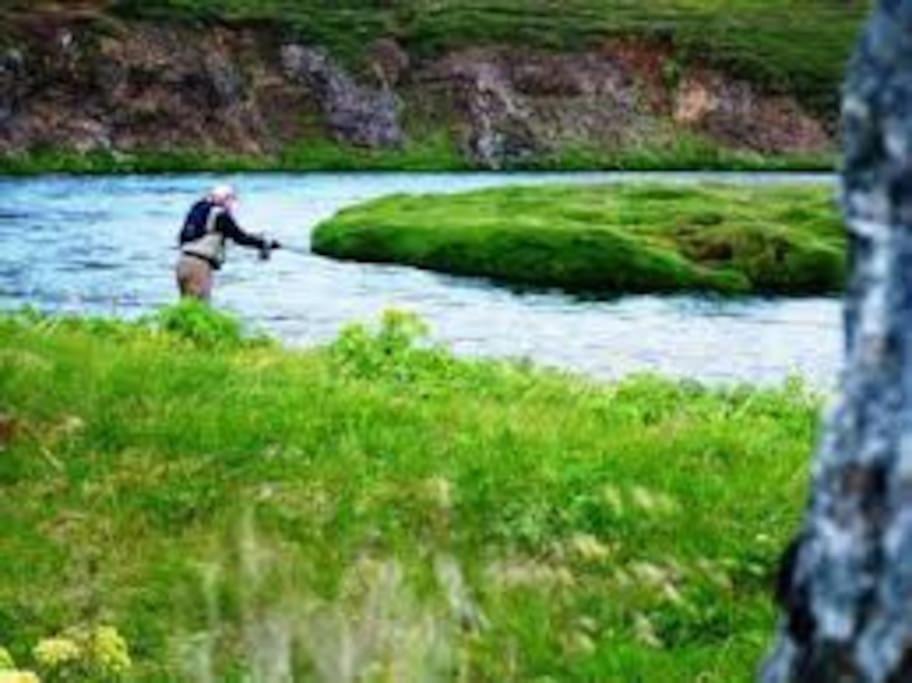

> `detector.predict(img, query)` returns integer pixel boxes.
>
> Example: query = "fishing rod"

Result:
[260,242,310,259]
[278,244,311,257]
[170,243,310,259]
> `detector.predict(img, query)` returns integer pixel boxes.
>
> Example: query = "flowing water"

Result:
[0,171,842,386]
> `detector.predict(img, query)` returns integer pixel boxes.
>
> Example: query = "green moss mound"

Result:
[312,183,846,296]
[0,306,818,681]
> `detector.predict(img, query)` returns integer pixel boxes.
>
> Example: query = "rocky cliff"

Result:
[0,9,835,170]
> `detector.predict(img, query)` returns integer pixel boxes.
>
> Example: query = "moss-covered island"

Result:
[313,183,846,296]
[0,304,817,682]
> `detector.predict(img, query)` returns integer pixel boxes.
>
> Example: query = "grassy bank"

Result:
[313,183,846,296]
[0,142,835,177]
[0,304,817,681]
[0,1,857,175]
[105,0,864,115]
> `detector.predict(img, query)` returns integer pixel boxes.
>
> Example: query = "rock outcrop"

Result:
[423,44,830,168]
[0,11,835,168]
[673,70,829,154]
[281,44,403,148]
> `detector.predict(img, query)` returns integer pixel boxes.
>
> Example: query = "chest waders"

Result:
[181,206,227,268]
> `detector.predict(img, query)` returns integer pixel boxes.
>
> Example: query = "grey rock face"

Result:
[447,59,539,169]
[281,44,403,148]
[204,54,244,107]
[763,1,912,681]
[0,49,25,128]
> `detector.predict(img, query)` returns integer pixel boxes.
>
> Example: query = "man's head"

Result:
[207,184,238,211]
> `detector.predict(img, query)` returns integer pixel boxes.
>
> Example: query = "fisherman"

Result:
[176,184,281,301]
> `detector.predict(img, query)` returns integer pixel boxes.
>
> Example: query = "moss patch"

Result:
[312,183,845,296]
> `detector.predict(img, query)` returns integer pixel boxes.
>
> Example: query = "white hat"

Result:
[208,184,237,205]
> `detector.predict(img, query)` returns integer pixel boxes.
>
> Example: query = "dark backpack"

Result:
[179,201,214,245]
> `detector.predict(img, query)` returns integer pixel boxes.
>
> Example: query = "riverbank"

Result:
[0,304,816,681]
[41,0,867,115]
[0,2,856,173]
[313,183,845,296]
[0,145,835,177]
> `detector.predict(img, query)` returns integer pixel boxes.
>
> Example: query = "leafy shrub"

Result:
[150,300,251,349]
[328,309,442,381]
[0,626,130,683]
[0,672,39,683]
[0,647,14,670]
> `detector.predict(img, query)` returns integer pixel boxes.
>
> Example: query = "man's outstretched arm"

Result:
[216,213,280,250]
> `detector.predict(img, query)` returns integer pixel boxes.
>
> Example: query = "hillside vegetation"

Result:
[0,1,863,172]
[108,0,866,114]
[0,304,818,682]
[313,183,846,296]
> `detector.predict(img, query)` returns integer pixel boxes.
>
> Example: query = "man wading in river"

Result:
[176,185,281,301]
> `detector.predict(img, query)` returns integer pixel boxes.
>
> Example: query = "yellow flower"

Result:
[487,559,575,590]
[568,533,612,563]
[422,476,453,510]
[0,648,14,671]
[89,626,131,674]
[633,614,663,649]
[630,486,679,516]
[600,485,624,514]
[32,638,80,669]
[0,671,41,683]
[630,561,668,587]
[561,630,596,656]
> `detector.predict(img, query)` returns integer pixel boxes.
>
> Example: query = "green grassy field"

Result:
[0,303,818,682]
[313,183,846,296]
[106,0,866,115]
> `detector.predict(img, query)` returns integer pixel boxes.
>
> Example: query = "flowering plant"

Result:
[0,647,15,670]
[0,625,131,683]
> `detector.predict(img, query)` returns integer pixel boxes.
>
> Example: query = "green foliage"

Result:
[148,300,251,349]
[0,137,834,176]
[313,182,846,296]
[0,302,262,351]
[0,136,469,175]
[661,56,684,92]
[0,149,278,176]
[329,309,437,380]
[0,310,818,681]
[32,626,131,683]
[0,626,130,683]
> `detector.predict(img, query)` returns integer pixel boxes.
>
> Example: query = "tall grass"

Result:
[0,305,819,681]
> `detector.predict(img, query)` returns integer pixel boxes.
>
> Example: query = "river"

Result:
[0,171,842,386]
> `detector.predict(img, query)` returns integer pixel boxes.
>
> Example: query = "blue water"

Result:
[0,171,842,385]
